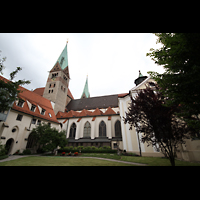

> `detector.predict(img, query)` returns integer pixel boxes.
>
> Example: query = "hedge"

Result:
[57,146,117,154]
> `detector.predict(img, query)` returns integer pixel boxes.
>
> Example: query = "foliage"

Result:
[123,82,194,166]
[0,51,31,113]
[0,141,6,156]
[30,123,68,153]
[146,33,200,132]
[23,149,31,155]
[58,146,117,154]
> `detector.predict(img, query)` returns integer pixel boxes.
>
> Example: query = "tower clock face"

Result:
[51,77,56,81]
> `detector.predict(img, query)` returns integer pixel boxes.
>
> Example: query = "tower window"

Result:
[49,84,51,88]
[52,90,53,93]
[49,90,51,93]
[54,83,56,87]
[63,75,67,81]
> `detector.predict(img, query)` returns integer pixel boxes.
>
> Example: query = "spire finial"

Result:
[66,38,69,44]
[139,70,143,77]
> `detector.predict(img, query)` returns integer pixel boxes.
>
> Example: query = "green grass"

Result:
[0,156,133,166]
[0,154,199,166]
[80,153,200,166]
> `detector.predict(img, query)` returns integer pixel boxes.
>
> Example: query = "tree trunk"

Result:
[137,131,142,156]
[169,155,175,166]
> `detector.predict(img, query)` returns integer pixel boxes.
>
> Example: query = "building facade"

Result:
[0,42,200,162]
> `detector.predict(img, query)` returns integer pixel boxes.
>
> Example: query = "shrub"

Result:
[77,146,84,150]
[13,150,20,155]
[57,146,117,154]
[0,143,7,156]
[23,149,31,155]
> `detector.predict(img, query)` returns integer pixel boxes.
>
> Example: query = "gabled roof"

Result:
[57,107,117,119]
[92,108,103,116]
[104,107,116,115]
[67,94,118,111]
[13,88,59,123]
[0,75,59,124]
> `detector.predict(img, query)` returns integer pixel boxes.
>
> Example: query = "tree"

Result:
[123,82,193,166]
[146,33,200,132]
[30,123,68,153]
[0,51,30,113]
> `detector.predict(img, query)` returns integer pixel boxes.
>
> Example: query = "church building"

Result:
[0,41,200,162]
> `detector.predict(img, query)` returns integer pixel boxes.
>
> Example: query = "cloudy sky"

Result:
[0,33,164,99]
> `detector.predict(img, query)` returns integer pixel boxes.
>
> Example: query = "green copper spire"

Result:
[139,70,143,77]
[56,41,69,70]
[81,75,90,99]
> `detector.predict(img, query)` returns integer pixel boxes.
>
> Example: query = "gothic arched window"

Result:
[83,121,91,138]
[69,123,76,138]
[99,121,106,137]
[115,120,122,137]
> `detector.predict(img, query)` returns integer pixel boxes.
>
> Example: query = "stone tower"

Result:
[43,42,70,114]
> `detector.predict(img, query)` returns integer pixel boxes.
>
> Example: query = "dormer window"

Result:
[30,104,36,112]
[17,99,25,107]
[41,109,46,115]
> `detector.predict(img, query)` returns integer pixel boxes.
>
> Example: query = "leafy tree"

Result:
[0,51,31,113]
[30,123,68,153]
[123,82,194,166]
[0,141,6,156]
[146,33,200,132]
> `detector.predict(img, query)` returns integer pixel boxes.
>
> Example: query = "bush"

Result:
[57,146,117,154]
[0,142,6,156]
[23,149,31,155]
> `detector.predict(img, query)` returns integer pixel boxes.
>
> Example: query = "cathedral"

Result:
[0,42,200,162]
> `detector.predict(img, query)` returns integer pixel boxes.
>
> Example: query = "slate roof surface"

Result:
[66,94,118,111]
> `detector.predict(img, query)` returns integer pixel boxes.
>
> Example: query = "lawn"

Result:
[79,153,200,166]
[0,154,200,166]
[0,156,134,166]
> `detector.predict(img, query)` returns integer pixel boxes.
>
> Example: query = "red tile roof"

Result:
[57,107,117,119]
[104,107,116,115]
[0,75,59,124]
[118,93,129,98]
[92,108,103,116]
[33,87,45,96]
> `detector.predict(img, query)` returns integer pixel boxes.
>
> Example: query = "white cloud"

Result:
[0,33,164,99]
